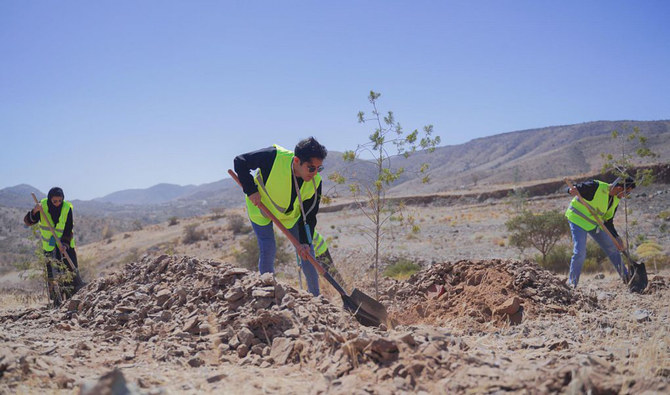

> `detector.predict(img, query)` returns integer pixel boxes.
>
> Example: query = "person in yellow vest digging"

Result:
[24,187,85,306]
[234,137,327,296]
[312,230,346,287]
[565,177,636,288]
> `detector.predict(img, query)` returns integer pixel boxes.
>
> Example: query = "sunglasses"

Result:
[307,165,324,173]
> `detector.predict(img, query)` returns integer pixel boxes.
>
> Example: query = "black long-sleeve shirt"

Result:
[567,180,620,238]
[234,146,321,244]
[24,204,75,245]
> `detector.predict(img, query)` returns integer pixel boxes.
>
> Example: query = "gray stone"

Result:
[270,337,294,365]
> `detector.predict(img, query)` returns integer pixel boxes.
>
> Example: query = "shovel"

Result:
[228,169,388,327]
[564,179,648,292]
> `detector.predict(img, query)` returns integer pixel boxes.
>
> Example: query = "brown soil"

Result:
[386,259,592,330]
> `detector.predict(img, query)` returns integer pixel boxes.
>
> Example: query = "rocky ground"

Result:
[1,180,668,394]
[2,254,669,394]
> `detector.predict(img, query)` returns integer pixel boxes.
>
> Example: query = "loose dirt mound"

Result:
[0,255,472,389]
[384,259,597,330]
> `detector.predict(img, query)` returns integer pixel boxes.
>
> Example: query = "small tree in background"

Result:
[601,126,657,251]
[329,91,440,297]
[506,210,570,264]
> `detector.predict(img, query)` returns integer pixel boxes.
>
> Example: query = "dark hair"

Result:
[613,177,636,190]
[294,137,327,163]
[47,187,64,200]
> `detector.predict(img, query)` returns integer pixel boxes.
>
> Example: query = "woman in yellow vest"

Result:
[24,187,85,304]
[233,137,327,296]
[565,177,635,288]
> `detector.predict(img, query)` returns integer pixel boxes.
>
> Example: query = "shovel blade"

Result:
[341,288,388,327]
[628,262,648,293]
[623,251,648,293]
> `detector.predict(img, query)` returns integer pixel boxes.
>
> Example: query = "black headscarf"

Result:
[46,187,65,224]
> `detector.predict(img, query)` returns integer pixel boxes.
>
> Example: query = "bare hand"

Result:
[58,244,67,255]
[248,192,261,207]
[32,204,41,214]
[568,187,578,196]
[296,244,311,260]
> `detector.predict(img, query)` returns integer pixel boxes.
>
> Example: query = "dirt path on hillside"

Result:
[2,255,668,394]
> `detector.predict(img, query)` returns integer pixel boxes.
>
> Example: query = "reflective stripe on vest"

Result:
[245,145,321,228]
[312,230,328,257]
[39,198,75,251]
[565,180,619,231]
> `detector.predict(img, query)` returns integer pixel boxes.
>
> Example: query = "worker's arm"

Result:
[233,147,277,196]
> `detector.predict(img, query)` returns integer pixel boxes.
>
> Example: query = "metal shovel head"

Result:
[628,262,648,294]
[623,251,648,293]
[340,288,388,327]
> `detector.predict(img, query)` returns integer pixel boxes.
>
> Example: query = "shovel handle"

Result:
[31,193,77,272]
[228,169,348,296]
[564,179,624,251]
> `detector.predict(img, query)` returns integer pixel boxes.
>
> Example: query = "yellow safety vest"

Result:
[565,180,619,231]
[39,198,76,251]
[312,230,328,257]
[245,145,321,228]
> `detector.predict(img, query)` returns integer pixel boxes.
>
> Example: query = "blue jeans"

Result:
[568,222,628,287]
[250,221,320,296]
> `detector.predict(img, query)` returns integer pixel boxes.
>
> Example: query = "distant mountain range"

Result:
[2,120,668,217]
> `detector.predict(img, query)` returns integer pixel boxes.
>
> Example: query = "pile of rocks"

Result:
[383,259,598,329]
[48,254,472,388]
[61,255,366,367]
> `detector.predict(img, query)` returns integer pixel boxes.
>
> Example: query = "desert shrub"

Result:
[506,209,570,263]
[585,240,608,263]
[659,210,670,220]
[132,220,143,231]
[383,258,421,280]
[637,241,670,271]
[542,240,613,274]
[182,224,206,245]
[234,234,292,271]
[227,213,251,235]
[634,234,648,247]
[168,216,179,226]
[537,244,571,273]
[582,257,602,273]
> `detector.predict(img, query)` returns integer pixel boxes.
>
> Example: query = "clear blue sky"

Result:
[2,1,668,200]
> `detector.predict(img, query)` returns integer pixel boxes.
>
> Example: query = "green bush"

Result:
[383,258,421,280]
[585,240,608,263]
[506,209,570,263]
[540,240,616,274]
[168,216,179,226]
[582,257,602,273]
[537,244,571,273]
